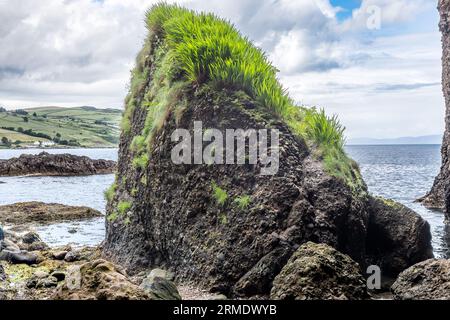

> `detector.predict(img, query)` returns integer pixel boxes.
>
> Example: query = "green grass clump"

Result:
[234,195,251,210]
[302,108,345,150]
[104,183,117,202]
[146,3,293,117]
[119,3,364,193]
[218,212,228,225]
[118,201,132,215]
[107,211,119,222]
[132,153,149,169]
[131,135,147,153]
[212,182,228,206]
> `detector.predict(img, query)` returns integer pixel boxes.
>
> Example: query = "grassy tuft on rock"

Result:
[212,182,228,206]
[121,3,364,193]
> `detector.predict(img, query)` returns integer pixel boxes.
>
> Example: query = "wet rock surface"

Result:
[0,152,116,177]
[392,259,450,300]
[365,198,434,280]
[0,202,102,225]
[270,242,368,300]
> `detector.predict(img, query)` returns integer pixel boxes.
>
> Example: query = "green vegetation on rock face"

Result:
[121,3,364,193]
[118,201,132,215]
[212,182,228,206]
[107,200,132,222]
[104,182,117,202]
[234,195,251,210]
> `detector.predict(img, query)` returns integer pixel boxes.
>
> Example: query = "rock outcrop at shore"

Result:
[0,152,116,177]
[0,228,183,300]
[392,259,450,300]
[103,4,434,299]
[54,259,153,300]
[0,202,102,225]
[365,198,433,280]
[270,242,368,300]
[420,0,450,213]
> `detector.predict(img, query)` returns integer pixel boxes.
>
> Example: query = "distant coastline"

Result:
[347,135,443,146]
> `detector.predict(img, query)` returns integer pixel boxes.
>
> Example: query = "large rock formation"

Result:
[420,0,450,214]
[103,4,433,298]
[0,152,116,177]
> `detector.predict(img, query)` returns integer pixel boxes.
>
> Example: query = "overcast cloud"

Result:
[0,0,443,139]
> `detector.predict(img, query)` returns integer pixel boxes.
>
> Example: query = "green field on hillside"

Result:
[0,106,122,148]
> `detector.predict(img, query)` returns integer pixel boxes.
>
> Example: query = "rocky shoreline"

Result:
[0,202,103,225]
[0,152,116,177]
[0,224,219,300]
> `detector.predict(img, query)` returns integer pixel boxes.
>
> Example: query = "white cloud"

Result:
[0,0,443,139]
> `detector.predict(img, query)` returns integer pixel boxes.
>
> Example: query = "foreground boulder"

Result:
[270,243,367,300]
[392,259,450,300]
[140,269,181,300]
[54,259,153,300]
[104,4,433,298]
[365,198,433,281]
[0,250,38,265]
[0,202,102,225]
[0,152,116,177]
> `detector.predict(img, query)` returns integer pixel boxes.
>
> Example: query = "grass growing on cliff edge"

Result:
[122,3,363,193]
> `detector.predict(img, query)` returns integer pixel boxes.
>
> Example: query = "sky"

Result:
[0,0,443,139]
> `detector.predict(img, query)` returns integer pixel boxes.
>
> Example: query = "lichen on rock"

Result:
[392,259,450,300]
[270,242,368,300]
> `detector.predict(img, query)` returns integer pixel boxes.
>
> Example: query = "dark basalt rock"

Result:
[0,152,116,177]
[104,86,375,297]
[365,198,434,283]
[104,85,434,298]
[392,259,450,300]
[103,16,434,298]
[0,250,38,265]
[270,242,368,300]
[420,0,450,214]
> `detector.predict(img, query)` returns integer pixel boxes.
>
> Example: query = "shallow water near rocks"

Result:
[346,144,449,258]
[0,148,117,247]
[0,146,448,256]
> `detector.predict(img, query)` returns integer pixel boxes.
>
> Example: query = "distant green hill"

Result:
[0,106,122,148]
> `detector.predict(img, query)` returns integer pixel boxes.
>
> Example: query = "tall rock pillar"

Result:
[421,0,450,218]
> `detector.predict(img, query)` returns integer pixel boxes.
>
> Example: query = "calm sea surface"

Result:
[0,146,448,257]
[0,148,118,247]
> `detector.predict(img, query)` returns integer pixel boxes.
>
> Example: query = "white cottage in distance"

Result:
[33,141,56,147]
